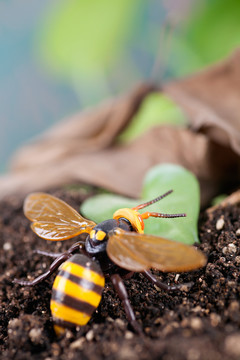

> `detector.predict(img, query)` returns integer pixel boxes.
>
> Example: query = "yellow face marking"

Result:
[95,230,106,241]
[90,230,96,239]
[51,301,91,326]
[53,276,102,307]
[61,262,105,287]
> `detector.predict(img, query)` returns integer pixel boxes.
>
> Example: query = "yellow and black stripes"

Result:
[50,254,104,335]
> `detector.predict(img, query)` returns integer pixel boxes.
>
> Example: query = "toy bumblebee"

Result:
[14,190,206,335]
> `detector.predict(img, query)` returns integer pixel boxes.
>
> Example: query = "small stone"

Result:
[52,342,61,356]
[70,337,85,350]
[190,317,202,330]
[125,331,134,339]
[235,256,240,265]
[174,274,180,282]
[29,328,43,344]
[228,301,239,312]
[115,318,125,330]
[225,333,240,356]
[227,280,236,287]
[144,327,150,334]
[187,348,200,360]
[181,318,189,328]
[118,346,137,360]
[210,313,221,327]
[162,324,174,336]
[106,316,114,322]
[8,318,20,335]
[65,330,73,339]
[3,242,12,251]
[216,218,224,230]
[85,329,94,341]
[222,243,237,255]
[8,318,19,327]
[236,228,240,236]
[191,306,202,313]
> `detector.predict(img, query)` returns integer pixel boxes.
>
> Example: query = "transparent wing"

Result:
[24,193,96,241]
[107,228,206,272]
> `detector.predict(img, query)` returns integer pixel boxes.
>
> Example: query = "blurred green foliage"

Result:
[39,0,140,99]
[39,0,240,84]
[169,0,240,76]
[211,194,228,206]
[119,93,186,142]
[37,0,240,129]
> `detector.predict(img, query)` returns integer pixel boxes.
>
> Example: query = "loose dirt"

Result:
[0,188,239,360]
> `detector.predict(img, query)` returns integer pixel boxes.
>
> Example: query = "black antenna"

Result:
[132,190,173,211]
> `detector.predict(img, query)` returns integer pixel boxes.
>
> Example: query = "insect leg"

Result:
[67,241,86,255]
[33,249,62,258]
[110,274,142,334]
[33,241,86,258]
[13,253,69,286]
[143,270,193,291]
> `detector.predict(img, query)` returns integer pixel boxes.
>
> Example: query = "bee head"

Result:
[113,190,186,234]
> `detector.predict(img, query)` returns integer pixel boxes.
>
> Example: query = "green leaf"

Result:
[118,93,187,143]
[81,164,200,244]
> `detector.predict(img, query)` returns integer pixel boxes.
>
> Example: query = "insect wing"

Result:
[24,193,96,241]
[107,228,206,272]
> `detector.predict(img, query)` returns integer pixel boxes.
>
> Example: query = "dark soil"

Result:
[0,188,239,360]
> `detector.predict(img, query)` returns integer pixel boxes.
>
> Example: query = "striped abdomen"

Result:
[50,254,105,335]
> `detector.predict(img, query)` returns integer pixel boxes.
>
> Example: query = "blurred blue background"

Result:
[0,0,79,172]
[1,0,240,172]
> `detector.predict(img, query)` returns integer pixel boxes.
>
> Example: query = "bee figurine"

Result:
[14,190,206,335]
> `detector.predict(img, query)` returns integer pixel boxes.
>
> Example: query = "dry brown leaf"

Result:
[1,51,240,206]
[164,49,240,154]
[0,126,238,207]
[11,84,157,171]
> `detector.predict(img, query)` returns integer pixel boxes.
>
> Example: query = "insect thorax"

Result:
[85,218,131,255]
